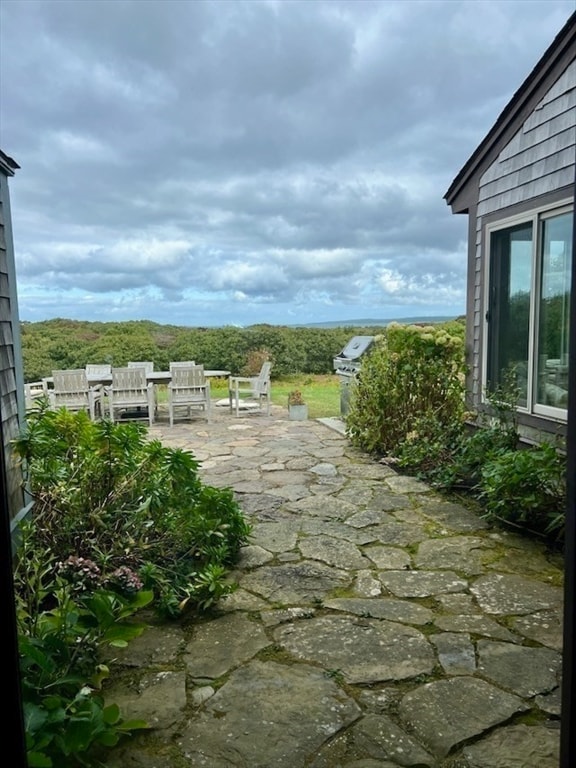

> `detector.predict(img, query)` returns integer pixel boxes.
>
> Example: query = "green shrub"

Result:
[394,412,464,487]
[15,530,151,767]
[479,442,566,541]
[346,321,466,456]
[394,362,520,490]
[13,405,252,617]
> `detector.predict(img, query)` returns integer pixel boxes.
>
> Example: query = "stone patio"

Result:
[104,402,564,768]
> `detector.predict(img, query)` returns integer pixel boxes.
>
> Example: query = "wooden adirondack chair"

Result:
[107,367,156,426]
[48,369,102,421]
[228,361,272,416]
[167,364,211,426]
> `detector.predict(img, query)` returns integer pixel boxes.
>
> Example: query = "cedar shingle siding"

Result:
[445,13,575,437]
[0,150,25,523]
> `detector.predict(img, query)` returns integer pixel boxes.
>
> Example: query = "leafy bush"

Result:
[346,321,466,455]
[479,442,567,541]
[394,363,520,490]
[13,405,252,617]
[14,404,253,763]
[15,532,152,767]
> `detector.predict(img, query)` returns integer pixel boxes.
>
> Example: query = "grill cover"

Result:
[337,336,375,361]
[333,335,375,376]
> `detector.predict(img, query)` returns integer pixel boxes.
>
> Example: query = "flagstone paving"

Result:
[105,404,564,768]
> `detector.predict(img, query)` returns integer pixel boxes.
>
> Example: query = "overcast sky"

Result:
[1,0,573,327]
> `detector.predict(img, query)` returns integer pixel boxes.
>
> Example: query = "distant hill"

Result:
[293,315,460,328]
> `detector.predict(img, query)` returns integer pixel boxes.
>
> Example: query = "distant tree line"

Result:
[20,319,386,382]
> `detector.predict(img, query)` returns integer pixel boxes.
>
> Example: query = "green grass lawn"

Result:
[210,373,342,419]
[271,374,341,419]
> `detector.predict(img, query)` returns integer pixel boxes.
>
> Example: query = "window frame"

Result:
[482,198,573,422]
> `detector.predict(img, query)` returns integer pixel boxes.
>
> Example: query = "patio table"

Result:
[43,370,231,388]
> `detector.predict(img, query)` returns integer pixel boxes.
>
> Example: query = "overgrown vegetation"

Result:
[21,319,385,382]
[14,404,251,616]
[16,534,152,767]
[346,320,567,545]
[346,321,467,455]
[13,405,252,765]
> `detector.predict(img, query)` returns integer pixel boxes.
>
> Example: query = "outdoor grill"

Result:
[333,335,375,416]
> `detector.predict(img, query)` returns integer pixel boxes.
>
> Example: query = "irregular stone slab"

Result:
[415,536,488,575]
[301,518,381,545]
[470,573,563,615]
[233,445,270,457]
[389,506,427,523]
[251,520,300,552]
[228,479,271,493]
[210,468,260,485]
[463,724,559,768]
[434,614,516,642]
[356,687,400,714]
[261,462,286,471]
[267,483,310,500]
[276,552,300,562]
[511,609,564,650]
[485,540,564,579]
[436,593,478,614]
[398,677,528,757]
[368,521,429,547]
[102,623,184,667]
[275,616,434,684]
[379,570,468,597]
[308,733,400,768]
[183,613,270,678]
[191,685,215,706]
[353,570,382,597]
[241,560,350,604]
[299,534,368,569]
[351,713,434,766]
[323,597,433,625]
[261,469,312,486]
[343,762,398,768]
[364,545,411,570]
[384,474,431,493]
[260,606,316,627]
[106,670,186,732]
[417,496,489,531]
[311,476,347,490]
[234,492,288,521]
[536,686,562,716]
[340,463,398,480]
[310,462,338,476]
[476,640,561,697]
[179,660,361,767]
[287,495,358,520]
[336,486,377,505]
[367,489,412,511]
[286,456,319,470]
[217,588,269,612]
[346,509,395,528]
[310,446,346,459]
[237,544,274,568]
[430,632,476,675]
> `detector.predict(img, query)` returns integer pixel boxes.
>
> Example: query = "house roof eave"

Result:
[0,149,20,177]
[444,11,576,213]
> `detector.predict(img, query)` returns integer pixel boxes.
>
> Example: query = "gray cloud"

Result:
[1,0,573,325]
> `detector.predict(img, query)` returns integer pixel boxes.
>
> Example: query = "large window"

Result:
[486,206,572,418]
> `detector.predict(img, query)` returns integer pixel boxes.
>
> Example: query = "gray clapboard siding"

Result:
[477,62,575,218]
[467,59,576,410]
[0,153,24,524]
